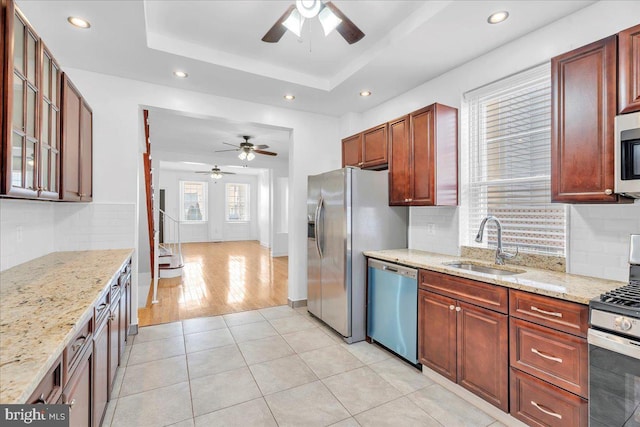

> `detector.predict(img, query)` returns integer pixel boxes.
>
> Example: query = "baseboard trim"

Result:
[288,298,307,309]
[420,366,527,427]
[128,324,138,336]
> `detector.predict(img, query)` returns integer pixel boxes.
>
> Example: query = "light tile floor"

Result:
[103,306,520,427]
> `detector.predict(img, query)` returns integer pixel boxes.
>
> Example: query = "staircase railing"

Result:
[152,209,182,303]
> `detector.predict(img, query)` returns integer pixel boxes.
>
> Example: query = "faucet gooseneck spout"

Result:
[475,216,518,265]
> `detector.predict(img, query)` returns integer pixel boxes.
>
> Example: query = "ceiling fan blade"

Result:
[214,149,239,153]
[262,4,296,43]
[325,2,365,45]
[222,142,239,148]
[222,171,236,175]
[195,171,213,174]
[254,150,278,156]
[254,144,269,150]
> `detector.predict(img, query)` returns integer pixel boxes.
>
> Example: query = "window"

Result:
[180,181,207,222]
[461,64,566,256]
[226,183,250,222]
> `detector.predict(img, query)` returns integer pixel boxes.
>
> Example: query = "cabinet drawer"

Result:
[510,369,588,427]
[119,260,131,286]
[64,318,92,384]
[94,289,110,326]
[28,354,63,404]
[510,290,588,337]
[110,277,122,301]
[419,270,508,313]
[510,318,588,397]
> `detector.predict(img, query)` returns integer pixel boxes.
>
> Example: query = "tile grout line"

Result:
[180,320,197,425]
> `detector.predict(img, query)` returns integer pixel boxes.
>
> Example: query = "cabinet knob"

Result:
[455,306,461,312]
[68,398,76,410]
[449,305,455,311]
[604,189,613,195]
[109,313,116,321]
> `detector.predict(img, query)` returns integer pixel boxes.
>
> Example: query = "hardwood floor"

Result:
[138,241,288,326]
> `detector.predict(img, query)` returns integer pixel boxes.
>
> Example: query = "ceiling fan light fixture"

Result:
[238,151,247,161]
[247,151,256,161]
[487,11,509,24]
[296,0,321,19]
[318,6,342,36]
[283,8,305,37]
[211,172,223,179]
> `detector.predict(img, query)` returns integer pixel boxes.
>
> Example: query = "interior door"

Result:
[307,175,322,318]
[321,169,350,337]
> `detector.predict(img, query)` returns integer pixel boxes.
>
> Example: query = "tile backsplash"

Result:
[0,199,135,271]
[409,206,459,256]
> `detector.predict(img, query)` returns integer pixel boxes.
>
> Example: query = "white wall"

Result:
[258,170,271,248]
[341,1,640,282]
[158,168,260,243]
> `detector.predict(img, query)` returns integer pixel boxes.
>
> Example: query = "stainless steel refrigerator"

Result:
[307,167,408,343]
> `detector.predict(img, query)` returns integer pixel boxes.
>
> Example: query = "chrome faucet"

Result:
[475,216,518,265]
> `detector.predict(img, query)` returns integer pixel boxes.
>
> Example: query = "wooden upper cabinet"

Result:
[389,103,458,206]
[60,73,92,201]
[388,115,410,204]
[619,23,640,114]
[551,36,619,203]
[362,124,387,169]
[341,133,362,168]
[38,44,61,200]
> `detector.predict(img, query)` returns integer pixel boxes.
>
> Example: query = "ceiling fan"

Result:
[215,135,278,161]
[194,165,236,180]
[262,0,364,45]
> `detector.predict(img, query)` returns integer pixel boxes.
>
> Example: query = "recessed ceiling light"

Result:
[360,90,372,97]
[284,94,295,101]
[173,71,188,78]
[67,16,91,29]
[487,11,509,24]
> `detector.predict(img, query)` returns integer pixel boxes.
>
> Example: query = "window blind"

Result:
[461,64,566,256]
[226,183,250,221]
[180,181,207,222]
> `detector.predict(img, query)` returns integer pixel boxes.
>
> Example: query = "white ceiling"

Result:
[16,0,596,117]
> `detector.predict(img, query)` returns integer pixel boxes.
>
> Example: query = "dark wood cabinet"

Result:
[108,294,121,388]
[28,354,63,404]
[389,104,458,206]
[551,35,622,203]
[63,346,92,427]
[341,124,388,170]
[418,289,456,382]
[418,270,508,411]
[341,133,362,168]
[619,24,640,114]
[92,317,109,427]
[60,74,92,202]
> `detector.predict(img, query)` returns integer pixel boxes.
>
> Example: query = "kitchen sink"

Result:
[443,262,525,276]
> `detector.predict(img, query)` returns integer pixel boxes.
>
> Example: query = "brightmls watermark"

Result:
[0,405,68,426]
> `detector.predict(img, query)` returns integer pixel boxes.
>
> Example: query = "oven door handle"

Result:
[588,329,640,360]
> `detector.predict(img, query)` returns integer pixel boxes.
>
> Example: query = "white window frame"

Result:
[225,183,250,222]
[179,180,208,223]
[460,63,567,256]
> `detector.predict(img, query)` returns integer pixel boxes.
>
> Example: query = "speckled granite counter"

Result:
[0,249,134,403]
[364,249,625,304]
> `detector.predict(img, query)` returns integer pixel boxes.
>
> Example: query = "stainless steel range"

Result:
[588,234,640,427]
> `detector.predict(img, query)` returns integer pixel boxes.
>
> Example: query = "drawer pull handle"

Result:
[71,336,87,352]
[530,306,562,318]
[96,303,108,312]
[531,348,563,363]
[531,401,562,420]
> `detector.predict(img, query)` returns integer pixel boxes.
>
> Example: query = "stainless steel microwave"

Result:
[615,111,640,198]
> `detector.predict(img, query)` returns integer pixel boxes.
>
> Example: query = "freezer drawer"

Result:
[367,258,418,364]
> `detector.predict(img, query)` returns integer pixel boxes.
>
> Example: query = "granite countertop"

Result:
[0,249,134,403]
[364,249,625,304]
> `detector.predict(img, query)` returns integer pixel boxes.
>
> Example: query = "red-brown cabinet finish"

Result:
[108,294,121,388]
[388,115,410,204]
[418,289,457,382]
[510,368,588,427]
[457,301,509,412]
[551,35,620,203]
[63,347,92,427]
[362,123,388,169]
[619,24,640,114]
[341,133,362,168]
[92,317,109,427]
[27,354,63,404]
[510,318,588,398]
[389,103,458,206]
[60,73,92,201]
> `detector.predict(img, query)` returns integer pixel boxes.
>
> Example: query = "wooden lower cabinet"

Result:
[63,347,92,427]
[418,288,508,411]
[457,301,509,411]
[109,294,121,388]
[511,368,588,427]
[93,317,109,427]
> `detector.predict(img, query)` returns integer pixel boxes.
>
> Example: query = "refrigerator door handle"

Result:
[315,197,324,259]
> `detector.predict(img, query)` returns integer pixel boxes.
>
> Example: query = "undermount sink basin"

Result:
[443,262,525,276]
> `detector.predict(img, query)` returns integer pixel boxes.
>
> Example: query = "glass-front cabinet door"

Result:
[8,7,40,197]
[39,44,60,199]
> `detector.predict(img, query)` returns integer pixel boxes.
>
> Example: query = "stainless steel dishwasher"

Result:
[367,258,418,364]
